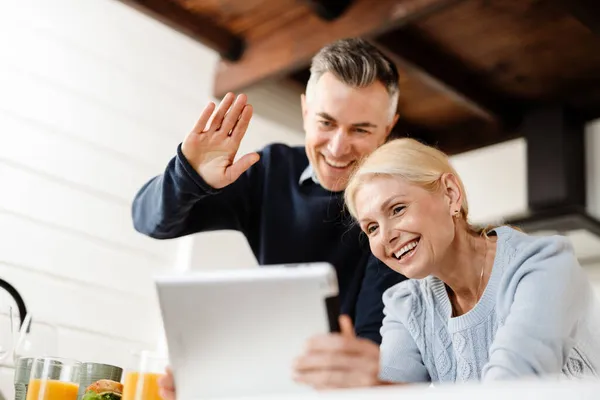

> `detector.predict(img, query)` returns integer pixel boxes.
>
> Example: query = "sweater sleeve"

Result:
[378,282,430,383]
[131,143,262,239]
[482,235,589,381]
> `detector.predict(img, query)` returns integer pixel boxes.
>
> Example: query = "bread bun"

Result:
[85,379,123,394]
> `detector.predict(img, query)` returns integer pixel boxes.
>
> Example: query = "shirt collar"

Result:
[299,164,320,186]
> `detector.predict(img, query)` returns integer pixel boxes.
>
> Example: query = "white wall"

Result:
[0,0,303,396]
[581,121,600,292]
[449,121,600,227]
[449,122,600,293]
[586,120,600,221]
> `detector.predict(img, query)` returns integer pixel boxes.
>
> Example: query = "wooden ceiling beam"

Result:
[213,0,465,98]
[116,0,245,61]
[552,0,600,36]
[392,119,518,156]
[373,27,522,127]
[301,0,355,21]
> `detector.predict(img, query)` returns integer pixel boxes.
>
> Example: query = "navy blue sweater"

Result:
[132,143,407,344]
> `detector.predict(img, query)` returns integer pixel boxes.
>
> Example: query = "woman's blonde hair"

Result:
[345,138,486,234]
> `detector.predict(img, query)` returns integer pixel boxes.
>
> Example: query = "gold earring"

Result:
[453,210,460,218]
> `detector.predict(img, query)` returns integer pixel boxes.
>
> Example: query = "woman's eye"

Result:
[392,206,405,215]
[367,224,378,234]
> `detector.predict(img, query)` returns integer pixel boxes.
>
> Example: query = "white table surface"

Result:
[3,364,600,400]
[213,379,600,400]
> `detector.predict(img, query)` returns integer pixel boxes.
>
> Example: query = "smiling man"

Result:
[132,38,407,348]
[302,61,399,191]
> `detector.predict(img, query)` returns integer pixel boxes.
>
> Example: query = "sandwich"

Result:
[82,379,123,400]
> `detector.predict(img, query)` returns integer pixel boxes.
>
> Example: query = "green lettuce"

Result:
[82,390,121,400]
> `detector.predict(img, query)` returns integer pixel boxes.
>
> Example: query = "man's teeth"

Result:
[394,240,419,259]
[324,158,352,168]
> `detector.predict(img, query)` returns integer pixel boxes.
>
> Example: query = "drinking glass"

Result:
[26,357,81,400]
[13,317,58,365]
[122,350,168,400]
[0,306,14,363]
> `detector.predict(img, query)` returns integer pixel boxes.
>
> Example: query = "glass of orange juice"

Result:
[26,357,81,400]
[122,350,168,400]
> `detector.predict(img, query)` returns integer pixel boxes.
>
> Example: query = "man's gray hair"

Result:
[305,37,400,122]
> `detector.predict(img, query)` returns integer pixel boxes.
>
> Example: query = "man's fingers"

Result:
[225,152,260,183]
[208,92,236,132]
[191,102,216,134]
[230,105,253,142]
[219,94,247,135]
[339,315,355,339]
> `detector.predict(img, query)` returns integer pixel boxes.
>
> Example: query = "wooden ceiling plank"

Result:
[213,0,465,98]
[552,0,600,36]
[393,118,517,155]
[373,27,523,126]
[116,0,245,61]
[301,0,356,21]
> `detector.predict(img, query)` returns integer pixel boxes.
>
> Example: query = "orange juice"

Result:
[122,371,163,400]
[26,379,79,400]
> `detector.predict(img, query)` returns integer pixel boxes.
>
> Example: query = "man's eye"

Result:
[355,128,369,134]
[318,120,332,127]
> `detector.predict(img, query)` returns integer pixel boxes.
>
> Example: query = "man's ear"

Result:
[301,94,308,118]
[301,94,311,133]
[386,114,400,136]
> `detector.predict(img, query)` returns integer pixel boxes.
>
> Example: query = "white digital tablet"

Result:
[154,262,341,399]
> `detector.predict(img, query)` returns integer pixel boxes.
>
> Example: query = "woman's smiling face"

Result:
[353,174,460,278]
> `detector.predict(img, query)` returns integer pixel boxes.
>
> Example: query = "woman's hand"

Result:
[158,366,176,400]
[292,315,382,390]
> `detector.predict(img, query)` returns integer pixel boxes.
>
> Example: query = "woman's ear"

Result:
[440,173,463,215]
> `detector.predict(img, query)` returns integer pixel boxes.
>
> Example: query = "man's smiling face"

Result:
[302,72,397,192]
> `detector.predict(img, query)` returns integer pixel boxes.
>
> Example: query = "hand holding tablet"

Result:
[155,263,341,399]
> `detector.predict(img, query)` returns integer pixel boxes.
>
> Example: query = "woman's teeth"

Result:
[394,240,419,260]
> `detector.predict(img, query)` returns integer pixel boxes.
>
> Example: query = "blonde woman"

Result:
[293,138,600,388]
